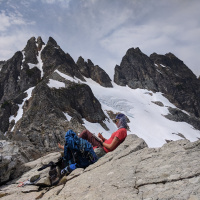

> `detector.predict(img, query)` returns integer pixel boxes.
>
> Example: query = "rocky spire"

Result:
[23,37,38,64]
[36,36,45,51]
[77,56,90,78]
[76,57,113,87]
[114,47,157,91]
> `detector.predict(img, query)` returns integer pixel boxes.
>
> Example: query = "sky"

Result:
[0,0,200,78]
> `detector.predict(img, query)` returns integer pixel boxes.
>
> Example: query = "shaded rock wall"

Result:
[0,37,107,150]
[114,48,200,118]
[77,56,113,87]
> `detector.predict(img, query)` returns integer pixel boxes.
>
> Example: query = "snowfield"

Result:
[57,73,200,148]
[9,66,200,148]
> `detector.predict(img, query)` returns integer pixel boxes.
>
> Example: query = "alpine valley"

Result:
[0,37,200,200]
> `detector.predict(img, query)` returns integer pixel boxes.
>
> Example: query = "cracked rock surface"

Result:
[0,135,199,200]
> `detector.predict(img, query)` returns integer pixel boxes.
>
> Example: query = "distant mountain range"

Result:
[0,36,200,165]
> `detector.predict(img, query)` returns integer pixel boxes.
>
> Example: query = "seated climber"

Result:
[58,113,128,156]
[78,113,128,156]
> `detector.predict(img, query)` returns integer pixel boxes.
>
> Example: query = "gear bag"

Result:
[64,129,98,168]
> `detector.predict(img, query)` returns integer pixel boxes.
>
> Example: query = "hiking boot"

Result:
[49,166,60,186]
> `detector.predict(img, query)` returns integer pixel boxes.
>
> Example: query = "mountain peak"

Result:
[36,36,45,51]
[47,36,58,47]
[23,36,38,64]
[0,37,200,192]
[126,47,142,55]
[165,52,176,58]
[115,47,200,117]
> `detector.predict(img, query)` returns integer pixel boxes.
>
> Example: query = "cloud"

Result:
[0,11,10,31]
[0,30,39,60]
[0,10,34,32]
[97,0,200,77]
[0,0,200,78]
[41,0,71,7]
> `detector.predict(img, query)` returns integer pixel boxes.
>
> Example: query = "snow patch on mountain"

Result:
[9,87,35,131]
[55,70,79,83]
[63,112,72,121]
[37,45,45,77]
[53,70,200,147]
[26,45,45,77]
[47,79,65,89]
[83,79,200,147]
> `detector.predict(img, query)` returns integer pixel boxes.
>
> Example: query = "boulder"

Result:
[0,138,42,185]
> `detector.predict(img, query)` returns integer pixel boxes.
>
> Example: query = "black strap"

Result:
[37,161,56,171]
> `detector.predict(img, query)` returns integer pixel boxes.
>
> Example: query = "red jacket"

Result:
[103,128,127,153]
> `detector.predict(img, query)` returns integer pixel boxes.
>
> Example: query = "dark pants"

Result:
[79,130,103,148]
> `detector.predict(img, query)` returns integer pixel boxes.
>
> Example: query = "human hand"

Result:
[58,143,64,150]
[98,133,103,139]
[99,139,103,145]
[61,164,77,175]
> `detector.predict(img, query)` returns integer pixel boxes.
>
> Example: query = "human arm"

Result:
[102,136,120,151]
[58,143,64,150]
[98,133,106,142]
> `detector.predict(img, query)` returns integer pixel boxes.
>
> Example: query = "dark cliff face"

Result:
[76,56,113,87]
[0,36,107,152]
[41,37,85,80]
[114,48,158,91]
[114,47,200,117]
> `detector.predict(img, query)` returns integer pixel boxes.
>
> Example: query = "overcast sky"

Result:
[0,0,200,78]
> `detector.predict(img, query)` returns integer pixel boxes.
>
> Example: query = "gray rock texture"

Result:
[164,107,200,130]
[0,36,107,158]
[0,61,5,71]
[0,135,199,200]
[0,138,41,184]
[114,48,200,118]
[77,56,113,87]
[41,37,85,80]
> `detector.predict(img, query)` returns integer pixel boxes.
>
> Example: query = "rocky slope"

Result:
[0,36,108,149]
[0,135,199,200]
[114,48,200,117]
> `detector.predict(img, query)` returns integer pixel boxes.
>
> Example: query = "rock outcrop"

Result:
[11,80,106,147]
[164,107,200,130]
[0,135,199,200]
[0,138,41,185]
[114,48,200,118]
[0,61,5,71]
[77,56,113,87]
[41,37,84,80]
[0,37,108,156]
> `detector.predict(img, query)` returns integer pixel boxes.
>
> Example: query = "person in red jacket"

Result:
[79,113,128,154]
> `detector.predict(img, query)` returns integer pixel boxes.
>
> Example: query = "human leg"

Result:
[79,130,103,148]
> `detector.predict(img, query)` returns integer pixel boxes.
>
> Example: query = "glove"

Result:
[69,163,77,170]
[61,163,77,175]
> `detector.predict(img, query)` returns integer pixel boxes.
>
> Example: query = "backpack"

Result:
[63,129,98,168]
[37,130,98,186]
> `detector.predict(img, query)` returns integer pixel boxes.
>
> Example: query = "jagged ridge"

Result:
[114,47,200,117]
